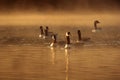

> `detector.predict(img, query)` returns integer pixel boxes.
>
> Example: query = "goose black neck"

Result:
[44,29,48,36]
[40,26,44,34]
[94,22,98,29]
[77,30,82,41]
[66,36,70,44]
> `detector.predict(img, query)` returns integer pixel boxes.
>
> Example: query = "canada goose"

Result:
[76,30,82,42]
[92,20,101,32]
[76,30,90,43]
[39,26,44,38]
[65,32,71,49]
[43,26,54,39]
[50,34,57,47]
[43,27,48,39]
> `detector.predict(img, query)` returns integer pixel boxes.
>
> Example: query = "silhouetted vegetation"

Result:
[0,0,120,13]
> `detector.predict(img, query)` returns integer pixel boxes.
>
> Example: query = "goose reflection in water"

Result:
[65,49,70,80]
[50,47,70,80]
[50,47,56,64]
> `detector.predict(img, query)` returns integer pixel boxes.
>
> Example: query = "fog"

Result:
[0,0,120,26]
[0,13,119,26]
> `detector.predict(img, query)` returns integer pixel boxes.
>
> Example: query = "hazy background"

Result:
[0,0,120,14]
[0,0,120,25]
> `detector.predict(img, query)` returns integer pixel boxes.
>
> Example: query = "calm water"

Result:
[0,44,120,80]
[0,24,120,80]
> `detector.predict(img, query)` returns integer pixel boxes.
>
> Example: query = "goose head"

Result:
[66,32,71,36]
[94,20,100,29]
[40,26,43,29]
[94,20,100,24]
[46,26,49,30]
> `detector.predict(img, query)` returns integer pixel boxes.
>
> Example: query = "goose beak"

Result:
[96,20,100,23]
[97,21,100,23]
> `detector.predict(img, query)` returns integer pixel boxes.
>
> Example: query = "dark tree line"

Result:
[0,0,119,12]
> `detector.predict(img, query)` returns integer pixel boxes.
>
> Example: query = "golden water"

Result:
[0,45,120,80]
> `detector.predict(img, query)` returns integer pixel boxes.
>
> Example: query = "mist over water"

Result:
[0,0,119,26]
[0,14,119,27]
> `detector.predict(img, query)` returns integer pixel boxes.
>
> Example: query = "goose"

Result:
[39,26,44,38]
[46,26,54,35]
[50,34,57,47]
[76,30,82,42]
[43,26,54,39]
[50,33,65,47]
[43,26,49,39]
[92,20,101,32]
[65,32,71,49]
[76,30,90,43]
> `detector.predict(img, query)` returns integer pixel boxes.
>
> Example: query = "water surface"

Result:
[0,44,120,80]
